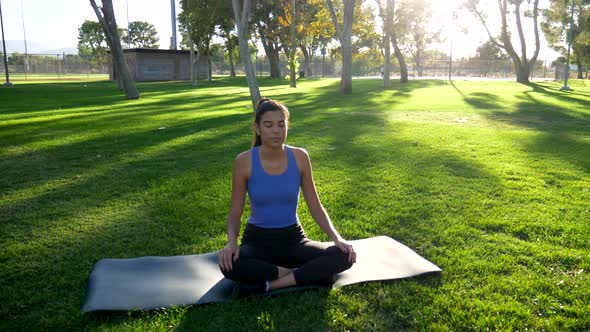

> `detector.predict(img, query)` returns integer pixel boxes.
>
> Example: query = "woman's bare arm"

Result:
[219,152,249,271]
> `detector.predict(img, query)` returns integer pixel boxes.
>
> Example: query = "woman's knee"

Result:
[220,264,238,280]
[327,246,354,270]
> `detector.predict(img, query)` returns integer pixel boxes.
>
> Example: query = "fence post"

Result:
[56,54,60,80]
[63,51,66,76]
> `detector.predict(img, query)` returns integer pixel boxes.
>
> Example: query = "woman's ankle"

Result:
[268,273,296,290]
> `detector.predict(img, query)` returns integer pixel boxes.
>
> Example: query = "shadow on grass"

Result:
[0,81,258,329]
[0,78,375,330]
[174,290,331,331]
[0,77,510,330]
[228,81,502,330]
[450,80,503,109]
[489,83,589,171]
[448,80,589,172]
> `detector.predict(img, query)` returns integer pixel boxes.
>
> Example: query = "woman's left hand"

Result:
[334,239,356,264]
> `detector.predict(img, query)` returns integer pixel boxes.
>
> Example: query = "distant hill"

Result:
[39,48,79,55]
[3,40,77,55]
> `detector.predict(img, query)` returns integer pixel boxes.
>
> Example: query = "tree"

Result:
[127,21,159,48]
[375,0,409,83]
[542,0,590,79]
[326,0,355,94]
[179,0,226,82]
[232,0,261,109]
[376,0,393,87]
[90,0,140,99]
[217,14,238,77]
[390,0,409,82]
[466,40,510,77]
[77,20,108,65]
[297,0,334,78]
[465,0,541,83]
[475,40,509,60]
[286,0,297,87]
[397,0,441,77]
[253,0,287,79]
[351,2,381,54]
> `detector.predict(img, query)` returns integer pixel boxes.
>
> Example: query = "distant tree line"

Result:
[81,0,590,100]
[77,19,159,66]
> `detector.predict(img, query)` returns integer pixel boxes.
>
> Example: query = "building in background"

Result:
[109,48,208,81]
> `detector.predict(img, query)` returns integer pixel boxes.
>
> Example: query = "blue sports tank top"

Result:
[247,145,301,228]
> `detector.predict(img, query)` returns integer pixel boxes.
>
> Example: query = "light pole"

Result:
[0,0,12,87]
[561,0,575,91]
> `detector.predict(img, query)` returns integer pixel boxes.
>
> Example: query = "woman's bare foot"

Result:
[276,266,293,278]
[268,272,296,290]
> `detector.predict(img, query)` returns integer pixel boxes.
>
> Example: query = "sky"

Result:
[1,0,560,60]
[1,0,182,53]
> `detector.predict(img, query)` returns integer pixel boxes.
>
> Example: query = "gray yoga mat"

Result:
[82,236,441,312]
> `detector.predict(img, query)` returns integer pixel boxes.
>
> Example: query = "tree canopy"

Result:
[126,21,160,48]
[465,0,541,83]
[542,0,590,78]
[77,20,109,65]
[78,19,159,65]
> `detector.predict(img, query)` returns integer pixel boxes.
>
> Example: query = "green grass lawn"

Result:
[1,77,589,331]
[9,73,109,82]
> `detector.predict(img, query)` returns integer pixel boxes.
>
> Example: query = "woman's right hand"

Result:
[219,241,240,272]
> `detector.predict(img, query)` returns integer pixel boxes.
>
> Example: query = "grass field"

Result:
[8,73,109,82]
[1,77,589,331]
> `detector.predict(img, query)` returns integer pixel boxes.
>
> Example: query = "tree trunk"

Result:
[186,0,196,86]
[470,0,540,84]
[259,32,282,79]
[289,0,297,88]
[514,61,531,83]
[227,40,236,77]
[327,0,355,94]
[263,46,281,78]
[341,1,354,94]
[391,0,407,83]
[301,46,313,78]
[288,47,296,87]
[270,51,281,79]
[208,56,212,81]
[416,59,423,77]
[90,0,139,99]
[391,28,408,83]
[232,0,261,110]
[576,57,583,79]
[110,53,123,90]
[382,0,392,88]
[383,37,391,87]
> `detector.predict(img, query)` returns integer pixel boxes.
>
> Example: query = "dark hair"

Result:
[252,98,290,147]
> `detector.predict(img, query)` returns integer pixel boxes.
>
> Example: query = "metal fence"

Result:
[198,57,573,81]
[2,52,581,82]
[1,53,108,80]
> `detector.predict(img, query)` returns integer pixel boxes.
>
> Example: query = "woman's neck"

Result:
[259,144,285,160]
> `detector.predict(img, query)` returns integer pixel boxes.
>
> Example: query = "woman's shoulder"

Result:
[287,145,309,158]
[234,149,253,169]
[287,146,311,172]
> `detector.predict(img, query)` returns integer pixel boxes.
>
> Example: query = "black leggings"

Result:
[221,223,353,286]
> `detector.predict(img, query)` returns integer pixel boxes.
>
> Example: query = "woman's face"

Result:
[256,110,288,148]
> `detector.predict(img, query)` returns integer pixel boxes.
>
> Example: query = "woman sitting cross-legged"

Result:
[218,98,356,294]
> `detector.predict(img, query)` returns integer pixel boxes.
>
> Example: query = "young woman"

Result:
[218,98,356,293]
